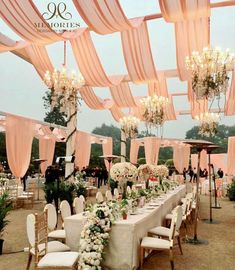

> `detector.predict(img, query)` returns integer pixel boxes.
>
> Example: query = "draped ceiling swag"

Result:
[0,0,235,122]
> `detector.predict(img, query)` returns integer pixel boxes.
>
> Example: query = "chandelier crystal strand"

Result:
[119,116,140,138]
[140,95,169,129]
[185,47,234,100]
[195,112,220,137]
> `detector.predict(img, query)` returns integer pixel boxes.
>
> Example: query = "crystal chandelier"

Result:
[195,112,220,137]
[140,95,169,128]
[119,116,140,138]
[44,42,85,113]
[185,47,234,100]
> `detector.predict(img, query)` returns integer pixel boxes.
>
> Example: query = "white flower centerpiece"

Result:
[152,165,169,186]
[110,162,138,197]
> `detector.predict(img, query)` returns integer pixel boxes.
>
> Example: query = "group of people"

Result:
[81,166,108,188]
[183,166,224,182]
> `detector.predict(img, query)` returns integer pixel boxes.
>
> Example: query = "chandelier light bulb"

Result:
[119,115,140,138]
[195,112,220,137]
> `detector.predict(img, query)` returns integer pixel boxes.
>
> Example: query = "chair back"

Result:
[126,186,131,194]
[132,185,137,192]
[105,190,113,201]
[44,204,57,231]
[169,206,182,241]
[73,197,84,214]
[60,200,71,222]
[34,210,48,267]
[26,213,35,248]
[96,191,104,203]
[79,195,85,204]
[113,188,119,199]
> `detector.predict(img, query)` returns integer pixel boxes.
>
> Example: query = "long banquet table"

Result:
[64,185,186,270]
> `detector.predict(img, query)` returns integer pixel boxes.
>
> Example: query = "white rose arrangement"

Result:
[152,165,169,178]
[110,162,138,182]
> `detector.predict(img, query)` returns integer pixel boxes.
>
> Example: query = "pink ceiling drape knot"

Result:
[75,131,92,170]
[144,137,161,164]
[121,21,158,83]
[0,0,61,44]
[130,139,141,164]
[39,137,56,176]
[173,144,190,173]
[159,0,210,81]
[70,28,124,86]
[227,137,235,178]
[5,114,35,179]
[102,138,113,170]
[72,0,143,35]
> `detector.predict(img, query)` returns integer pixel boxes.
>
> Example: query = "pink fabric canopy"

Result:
[225,66,235,116]
[0,32,27,52]
[70,28,124,86]
[210,153,227,174]
[190,99,208,118]
[159,0,210,81]
[0,0,61,44]
[72,0,143,35]
[110,82,137,108]
[227,137,235,177]
[102,137,113,169]
[39,137,56,175]
[130,139,142,164]
[173,144,190,173]
[5,114,35,179]
[121,21,158,83]
[75,131,92,170]
[191,149,207,170]
[144,137,160,164]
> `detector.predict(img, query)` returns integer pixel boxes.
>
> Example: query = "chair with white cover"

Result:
[113,188,119,200]
[126,185,132,194]
[44,204,66,241]
[26,211,70,270]
[60,200,72,225]
[96,191,104,203]
[73,197,84,214]
[79,195,85,204]
[105,190,113,201]
[33,211,79,270]
[140,206,183,270]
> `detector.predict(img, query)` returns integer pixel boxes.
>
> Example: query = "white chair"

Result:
[73,197,84,214]
[105,190,113,201]
[26,212,70,270]
[126,186,132,194]
[140,206,183,270]
[113,188,119,200]
[79,195,85,204]
[44,204,66,240]
[96,191,104,203]
[60,200,72,225]
[33,211,79,270]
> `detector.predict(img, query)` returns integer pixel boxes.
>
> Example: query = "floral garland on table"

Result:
[79,201,119,270]
[110,162,138,182]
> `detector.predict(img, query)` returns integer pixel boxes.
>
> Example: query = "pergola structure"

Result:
[0,0,235,177]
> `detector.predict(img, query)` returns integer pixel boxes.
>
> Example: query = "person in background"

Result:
[21,171,28,191]
[183,168,187,181]
[188,166,194,182]
[203,168,208,179]
[193,167,197,182]
[217,168,224,178]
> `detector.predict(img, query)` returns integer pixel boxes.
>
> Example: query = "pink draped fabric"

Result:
[39,138,56,175]
[210,154,227,174]
[0,0,61,44]
[227,137,235,177]
[121,21,158,83]
[173,144,190,173]
[5,115,35,179]
[109,105,125,121]
[25,45,53,79]
[144,137,160,164]
[72,0,143,35]
[159,0,210,81]
[0,32,27,52]
[110,82,137,108]
[130,139,141,164]
[190,99,208,118]
[80,87,113,109]
[102,138,113,169]
[191,149,207,170]
[70,28,124,86]
[225,66,235,115]
[75,131,91,170]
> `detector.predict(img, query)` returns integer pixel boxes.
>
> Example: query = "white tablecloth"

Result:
[64,185,186,270]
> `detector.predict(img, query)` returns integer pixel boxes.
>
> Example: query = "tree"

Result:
[185,124,235,153]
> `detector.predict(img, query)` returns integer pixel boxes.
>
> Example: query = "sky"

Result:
[0,0,235,138]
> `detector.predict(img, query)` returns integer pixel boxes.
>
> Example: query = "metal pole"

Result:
[208,153,212,222]
[120,129,126,162]
[194,148,201,241]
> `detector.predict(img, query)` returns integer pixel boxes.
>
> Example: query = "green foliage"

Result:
[165,159,174,167]
[58,182,75,206]
[43,182,57,204]
[185,124,235,153]
[137,158,146,165]
[0,193,12,238]
[227,180,235,201]
[74,182,87,198]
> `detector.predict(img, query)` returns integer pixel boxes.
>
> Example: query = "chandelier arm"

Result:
[63,40,67,66]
